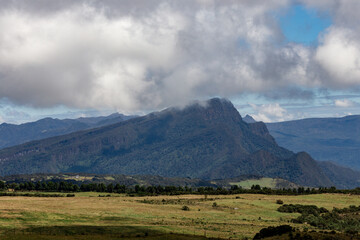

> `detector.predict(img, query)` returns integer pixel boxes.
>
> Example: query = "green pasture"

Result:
[0,193,358,239]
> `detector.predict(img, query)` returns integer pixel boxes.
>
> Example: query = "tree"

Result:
[72,185,79,192]
[0,181,5,190]
[35,182,42,191]
[114,184,126,193]
[107,184,114,193]
[27,182,35,191]
[98,183,106,192]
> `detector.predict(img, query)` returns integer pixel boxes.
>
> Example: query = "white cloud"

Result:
[0,106,32,124]
[0,1,316,112]
[315,28,360,87]
[300,0,360,89]
[0,3,187,111]
[334,99,355,107]
[0,0,360,114]
[249,103,293,122]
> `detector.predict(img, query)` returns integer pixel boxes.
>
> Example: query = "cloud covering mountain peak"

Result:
[0,0,359,113]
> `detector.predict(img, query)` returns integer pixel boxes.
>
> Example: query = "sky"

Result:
[1,0,360,123]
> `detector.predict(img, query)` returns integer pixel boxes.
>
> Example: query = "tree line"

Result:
[0,180,360,196]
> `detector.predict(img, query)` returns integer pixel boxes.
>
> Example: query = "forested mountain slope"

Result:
[0,98,350,188]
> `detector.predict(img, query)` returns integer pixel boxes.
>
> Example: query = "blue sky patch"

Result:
[278,4,332,45]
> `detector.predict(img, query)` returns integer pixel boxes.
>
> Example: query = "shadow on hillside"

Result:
[0,225,217,240]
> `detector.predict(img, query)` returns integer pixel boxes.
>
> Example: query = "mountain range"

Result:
[0,113,135,149]
[0,98,357,188]
[265,115,360,170]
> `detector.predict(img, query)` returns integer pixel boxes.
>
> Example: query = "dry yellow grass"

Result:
[0,193,359,239]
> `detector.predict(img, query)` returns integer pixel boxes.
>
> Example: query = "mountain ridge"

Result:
[0,98,353,188]
[0,113,135,150]
[266,115,360,169]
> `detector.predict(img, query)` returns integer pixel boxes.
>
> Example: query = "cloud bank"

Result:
[334,99,356,108]
[249,103,294,122]
[0,0,359,113]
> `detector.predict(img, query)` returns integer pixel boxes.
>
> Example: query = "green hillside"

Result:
[0,98,341,187]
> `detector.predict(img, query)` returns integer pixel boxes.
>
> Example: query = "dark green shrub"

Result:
[181,205,190,211]
[253,225,293,239]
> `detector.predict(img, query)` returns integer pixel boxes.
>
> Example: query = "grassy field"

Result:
[229,178,278,189]
[0,193,359,239]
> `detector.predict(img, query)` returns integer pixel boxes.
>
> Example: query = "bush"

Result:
[276,199,284,205]
[280,204,360,233]
[277,204,328,216]
[181,206,190,211]
[253,225,293,239]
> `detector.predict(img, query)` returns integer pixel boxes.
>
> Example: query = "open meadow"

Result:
[0,193,359,239]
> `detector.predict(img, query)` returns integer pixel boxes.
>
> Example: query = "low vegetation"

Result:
[1,180,360,196]
[0,192,65,197]
[278,204,360,234]
[277,204,329,215]
[253,225,357,240]
[0,192,359,239]
[253,225,293,239]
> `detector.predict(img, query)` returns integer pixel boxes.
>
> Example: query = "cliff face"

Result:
[0,98,335,187]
